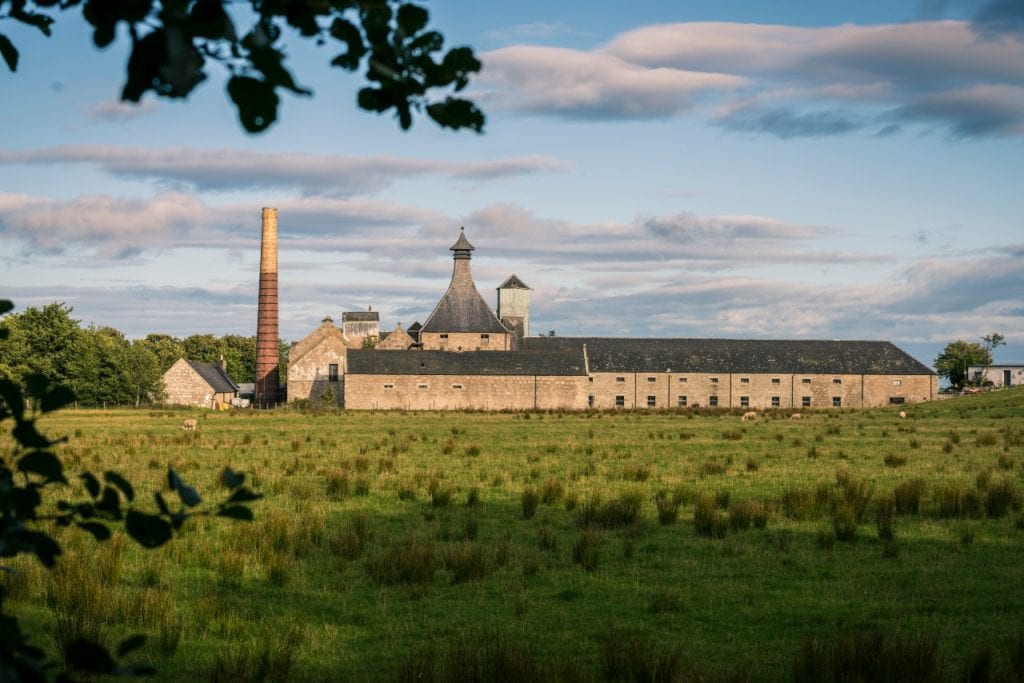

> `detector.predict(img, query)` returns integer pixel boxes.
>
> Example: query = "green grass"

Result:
[4,389,1024,680]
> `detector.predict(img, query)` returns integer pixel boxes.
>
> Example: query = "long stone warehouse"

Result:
[285,228,937,410]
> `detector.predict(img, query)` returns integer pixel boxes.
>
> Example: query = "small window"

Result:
[802,378,812,385]
[892,379,902,386]
[740,396,749,407]
[588,395,594,407]
[709,396,719,407]
[889,396,906,405]
[832,378,842,385]
[771,378,781,385]
[771,396,780,407]
[740,377,750,384]
[440,333,448,340]
[678,377,687,383]
[647,377,657,383]
[647,395,656,407]
[328,363,339,382]
[710,377,719,384]
[383,383,394,390]
[616,376,626,383]
[417,383,429,389]
[832,396,842,407]
[480,334,489,344]
[802,396,811,407]
[588,376,594,383]
[678,395,687,407]
[452,384,463,390]
[615,395,625,407]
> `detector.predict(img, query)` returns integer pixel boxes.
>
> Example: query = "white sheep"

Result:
[790,413,802,420]
[898,410,907,419]
[741,411,757,421]
[181,418,198,431]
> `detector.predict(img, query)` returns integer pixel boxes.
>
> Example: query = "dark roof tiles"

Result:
[348,349,586,376]
[185,360,239,393]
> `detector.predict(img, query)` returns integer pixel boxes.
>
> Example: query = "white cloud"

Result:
[85,99,159,122]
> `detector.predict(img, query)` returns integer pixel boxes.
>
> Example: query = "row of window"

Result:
[602,395,845,407]
[382,383,465,390]
[608,376,904,386]
[438,333,490,342]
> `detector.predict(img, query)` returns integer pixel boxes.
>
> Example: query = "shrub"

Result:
[893,479,925,515]
[443,543,490,583]
[793,631,939,682]
[700,460,727,477]
[836,471,874,523]
[330,514,372,560]
[983,478,1019,518]
[572,530,602,571]
[577,491,643,528]
[600,629,684,683]
[654,489,683,525]
[622,464,652,481]
[366,538,436,585]
[693,493,728,539]
[540,478,564,504]
[720,429,743,441]
[745,457,760,472]
[464,444,481,457]
[538,525,557,552]
[352,476,371,496]
[998,453,1014,471]
[976,432,998,447]
[884,453,907,468]
[876,495,897,542]
[429,478,452,508]
[324,469,350,500]
[728,499,764,531]
[831,502,858,542]
[521,487,540,520]
[265,553,292,586]
[396,632,544,682]
[466,487,480,508]
[210,627,303,683]
[782,487,816,521]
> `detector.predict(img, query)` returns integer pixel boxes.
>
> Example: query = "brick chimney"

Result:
[254,207,279,406]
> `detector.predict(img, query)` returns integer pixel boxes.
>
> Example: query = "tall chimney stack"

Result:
[254,207,280,406]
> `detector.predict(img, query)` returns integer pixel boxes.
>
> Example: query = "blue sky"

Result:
[1,0,1022,369]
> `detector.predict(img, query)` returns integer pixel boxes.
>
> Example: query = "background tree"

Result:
[934,340,992,389]
[0,0,484,134]
[0,303,81,392]
[221,334,257,383]
[139,333,186,373]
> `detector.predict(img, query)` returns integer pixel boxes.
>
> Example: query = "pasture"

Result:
[4,390,1024,680]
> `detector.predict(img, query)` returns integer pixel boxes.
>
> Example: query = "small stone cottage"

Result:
[162,358,239,409]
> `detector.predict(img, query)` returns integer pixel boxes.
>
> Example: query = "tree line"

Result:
[0,303,286,407]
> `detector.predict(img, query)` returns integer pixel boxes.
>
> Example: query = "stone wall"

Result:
[419,331,512,352]
[345,373,588,410]
[287,336,347,406]
[162,360,233,408]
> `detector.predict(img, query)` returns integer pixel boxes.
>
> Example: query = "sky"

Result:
[1,0,1022,370]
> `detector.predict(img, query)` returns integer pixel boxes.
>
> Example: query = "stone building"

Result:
[966,364,1024,388]
[162,358,239,409]
[286,318,354,406]
[287,228,937,411]
[342,309,379,347]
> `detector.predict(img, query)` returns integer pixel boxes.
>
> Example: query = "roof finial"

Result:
[450,227,475,260]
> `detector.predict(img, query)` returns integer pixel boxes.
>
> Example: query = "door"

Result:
[1005,370,1012,387]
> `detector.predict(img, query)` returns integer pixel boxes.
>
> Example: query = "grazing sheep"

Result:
[898,410,907,419]
[181,418,198,431]
[741,411,757,421]
[789,413,802,420]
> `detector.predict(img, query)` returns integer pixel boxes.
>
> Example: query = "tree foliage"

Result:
[934,340,992,388]
[0,0,485,133]
[0,299,261,679]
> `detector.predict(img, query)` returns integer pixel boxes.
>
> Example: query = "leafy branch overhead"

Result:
[0,0,485,134]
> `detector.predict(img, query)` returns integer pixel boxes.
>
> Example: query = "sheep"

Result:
[741,411,757,421]
[898,410,907,419]
[789,413,802,420]
[181,418,198,431]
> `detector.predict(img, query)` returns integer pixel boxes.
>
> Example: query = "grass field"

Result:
[4,390,1024,680]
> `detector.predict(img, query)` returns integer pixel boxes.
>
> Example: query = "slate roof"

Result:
[521,338,934,375]
[421,230,509,334]
[185,360,239,393]
[498,274,530,290]
[343,311,379,322]
[288,320,353,365]
[347,349,586,376]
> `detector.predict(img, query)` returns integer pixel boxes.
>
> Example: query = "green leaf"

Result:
[329,17,366,70]
[0,33,19,72]
[126,510,172,548]
[41,384,75,413]
[76,521,111,541]
[155,491,171,516]
[0,299,12,315]
[221,467,244,489]
[396,4,429,36]
[97,486,123,517]
[8,8,54,37]
[117,634,147,657]
[177,483,201,507]
[13,421,55,449]
[17,450,66,483]
[105,471,135,502]
[226,75,280,133]
[426,97,485,132]
[227,487,261,504]
[0,378,25,420]
[80,472,101,498]
[217,505,253,521]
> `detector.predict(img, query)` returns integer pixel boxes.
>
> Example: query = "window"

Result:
[588,376,594,383]
[616,376,626,383]
[771,396,780,407]
[440,333,448,340]
[740,377,750,384]
[647,395,656,407]
[678,395,687,407]
[480,334,489,344]
[832,396,842,407]
[588,395,594,407]
[710,377,719,384]
[771,378,781,385]
[709,396,719,407]
[647,376,657,383]
[802,396,811,407]
[832,378,842,385]
[740,396,749,407]
[802,378,812,384]
[892,379,902,386]
[615,395,625,407]
[678,377,687,383]
[452,384,463,390]
[417,383,429,389]
[888,396,906,405]
[328,364,339,382]
[383,383,394,389]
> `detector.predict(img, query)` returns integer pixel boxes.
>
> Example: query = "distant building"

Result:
[967,364,1024,388]
[288,229,937,410]
[342,309,379,347]
[286,318,354,406]
[162,358,239,409]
